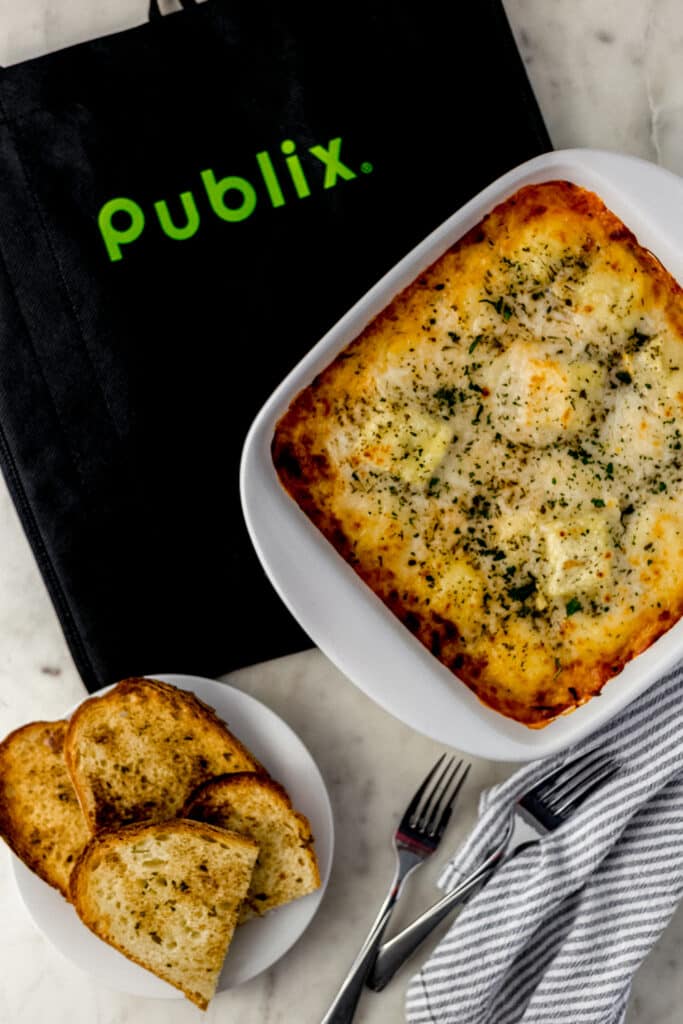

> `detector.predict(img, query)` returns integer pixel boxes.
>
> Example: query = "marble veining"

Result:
[1,1,683,1022]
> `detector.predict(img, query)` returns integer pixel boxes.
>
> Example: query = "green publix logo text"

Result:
[98,136,372,262]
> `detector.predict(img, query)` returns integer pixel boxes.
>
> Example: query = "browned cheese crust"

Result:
[64,677,262,830]
[0,720,89,897]
[273,181,683,726]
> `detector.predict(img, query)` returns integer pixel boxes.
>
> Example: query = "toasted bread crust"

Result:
[0,720,89,897]
[64,678,262,831]
[70,819,258,1009]
[184,772,321,920]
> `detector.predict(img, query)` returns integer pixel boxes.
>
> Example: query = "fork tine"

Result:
[540,750,606,806]
[541,753,612,811]
[551,761,619,817]
[400,754,447,828]
[432,762,471,839]
[529,748,604,804]
[413,756,455,830]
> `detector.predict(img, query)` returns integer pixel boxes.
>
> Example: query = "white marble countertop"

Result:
[2,2,683,1022]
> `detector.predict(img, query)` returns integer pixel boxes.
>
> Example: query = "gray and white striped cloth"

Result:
[406,663,683,1024]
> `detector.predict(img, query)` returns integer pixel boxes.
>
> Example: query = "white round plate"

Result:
[12,673,334,999]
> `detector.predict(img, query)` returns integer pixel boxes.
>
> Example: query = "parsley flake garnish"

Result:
[507,578,537,602]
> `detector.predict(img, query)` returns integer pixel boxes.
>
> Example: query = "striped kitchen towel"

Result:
[406,663,683,1024]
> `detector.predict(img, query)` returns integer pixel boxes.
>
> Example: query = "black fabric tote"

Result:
[0,0,551,692]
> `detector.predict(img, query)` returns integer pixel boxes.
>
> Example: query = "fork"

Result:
[367,747,619,992]
[320,753,471,1024]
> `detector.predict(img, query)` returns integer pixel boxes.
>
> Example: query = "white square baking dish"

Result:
[240,148,683,762]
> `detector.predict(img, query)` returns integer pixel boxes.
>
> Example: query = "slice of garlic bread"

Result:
[183,773,320,921]
[64,678,261,832]
[0,720,89,898]
[69,819,258,1010]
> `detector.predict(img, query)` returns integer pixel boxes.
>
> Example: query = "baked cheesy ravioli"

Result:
[273,181,683,727]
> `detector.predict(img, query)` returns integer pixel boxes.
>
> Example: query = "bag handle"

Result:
[149,0,197,20]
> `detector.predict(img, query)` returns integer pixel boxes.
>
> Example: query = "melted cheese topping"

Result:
[273,182,683,726]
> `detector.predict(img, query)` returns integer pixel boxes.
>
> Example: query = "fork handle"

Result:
[320,885,399,1023]
[367,858,499,992]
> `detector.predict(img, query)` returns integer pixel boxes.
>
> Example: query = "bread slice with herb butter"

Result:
[64,677,261,832]
[0,720,90,898]
[183,772,321,921]
[69,819,259,1010]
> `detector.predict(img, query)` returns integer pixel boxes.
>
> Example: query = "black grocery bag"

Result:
[0,0,550,692]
